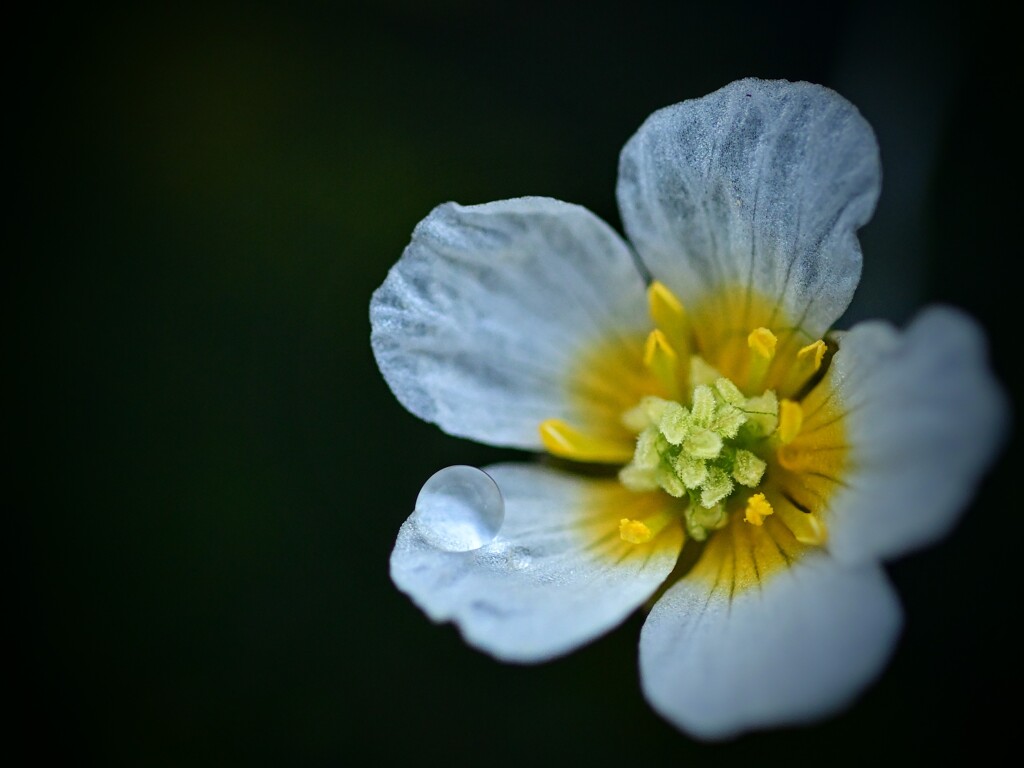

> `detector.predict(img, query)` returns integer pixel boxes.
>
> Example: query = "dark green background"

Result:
[22,1,1017,764]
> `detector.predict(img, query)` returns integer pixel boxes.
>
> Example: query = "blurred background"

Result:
[21,0,1017,764]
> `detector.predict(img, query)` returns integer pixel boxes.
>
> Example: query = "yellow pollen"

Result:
[747,327,777,360]
[539,419,635,464]
[743,493,774,526]
[643,329,681,400]
[778,399,804,444]
[798,340,827,372]
[648,281,689,349]
[618,509,674,544]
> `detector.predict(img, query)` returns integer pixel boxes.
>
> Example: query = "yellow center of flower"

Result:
[614,366,782,538]
[538,281,847,577]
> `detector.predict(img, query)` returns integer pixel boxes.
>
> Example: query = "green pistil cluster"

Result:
[619,376,780,541]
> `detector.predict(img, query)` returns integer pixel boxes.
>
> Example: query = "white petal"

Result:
[390,463,683,663]
[370,197,649,449]
[617,78,880,337]
[820,306,1008,563]
[639,549,901,740]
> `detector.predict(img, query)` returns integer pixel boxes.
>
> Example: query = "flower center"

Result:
[538,281,837,550]
[617,369,786,541]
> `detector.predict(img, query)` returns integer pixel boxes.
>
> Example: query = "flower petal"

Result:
[639,548,901,740]
[812,306,1008,564]
[617,78,880,338]
[370,197,649,449]
[390,463,683,663]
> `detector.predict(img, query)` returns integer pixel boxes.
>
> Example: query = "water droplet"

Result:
[412,466,505,552]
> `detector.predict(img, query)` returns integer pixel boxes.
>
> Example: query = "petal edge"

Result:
[371,197,650,449]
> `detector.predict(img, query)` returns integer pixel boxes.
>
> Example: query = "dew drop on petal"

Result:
[412,465,505,552]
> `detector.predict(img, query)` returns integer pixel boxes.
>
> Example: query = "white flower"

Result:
[369,78,1007,740]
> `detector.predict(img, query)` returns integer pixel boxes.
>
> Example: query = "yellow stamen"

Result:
[778,399,804,445]
[643,329,681,400]
[539,419,635,463]
[747,327,777,390]
[781,339,828,395]
[743,492,774,526]
[776,504,828,545]
[619,509,675,544]
[648,281,689,352]
[798,340,826,372]
[619,519,653,543]
[747,327,777,360]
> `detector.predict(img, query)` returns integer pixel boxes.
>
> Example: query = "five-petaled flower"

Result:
[370,78,1006,739]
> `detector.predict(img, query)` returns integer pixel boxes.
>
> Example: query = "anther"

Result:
[747,327,777,390]
[776,503,828,545]
[648,281,690,356]
[643,329,681,400]
[619,518,654,543]
[777,399,804,445]
[798,340,826,372]
[743,492,774,526]
[748,327,778,360]
[618,509,675,544]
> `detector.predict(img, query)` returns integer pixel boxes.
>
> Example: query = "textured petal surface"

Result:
[639,549,901,740]
[390,463,683,663]
[617,78,880,339]
[815,306,1008,563]
[370,197,649,449]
